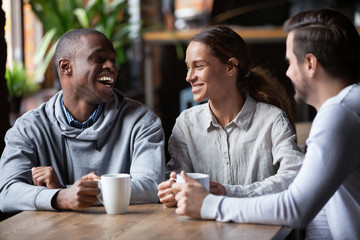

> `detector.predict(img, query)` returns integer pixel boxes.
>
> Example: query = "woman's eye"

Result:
[195,65,204,69]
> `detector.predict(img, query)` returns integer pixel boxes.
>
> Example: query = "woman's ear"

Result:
[227,58,238,76]
[59,59,72,76]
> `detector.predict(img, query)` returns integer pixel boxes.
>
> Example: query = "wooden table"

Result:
[0,204,291,240]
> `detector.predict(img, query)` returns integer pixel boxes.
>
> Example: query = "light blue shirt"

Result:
[61,98,104,129]
[201,84,360,239]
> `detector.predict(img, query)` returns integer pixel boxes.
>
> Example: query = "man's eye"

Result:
[195,65,205,69]
[93,56,105,62]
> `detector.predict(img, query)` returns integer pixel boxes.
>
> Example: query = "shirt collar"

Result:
[204,96,257,132]
[232,96,256,130]
[61,97,104,129]
[201,102,216,131]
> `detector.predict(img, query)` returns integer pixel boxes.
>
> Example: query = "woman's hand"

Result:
[210,181,226,195]
[158,171,177,207]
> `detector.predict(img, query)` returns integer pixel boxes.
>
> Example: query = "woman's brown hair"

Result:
[190,26,296,128]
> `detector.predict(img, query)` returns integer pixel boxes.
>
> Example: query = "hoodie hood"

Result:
[46,89,125,142]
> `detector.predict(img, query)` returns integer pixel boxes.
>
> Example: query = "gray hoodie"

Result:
[0,89,165,212]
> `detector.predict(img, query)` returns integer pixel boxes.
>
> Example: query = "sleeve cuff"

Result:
[200,194,224,220]
[34,188,61,211]
[223,184,245,197]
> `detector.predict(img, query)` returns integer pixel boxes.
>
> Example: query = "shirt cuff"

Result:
[200,194,224,220]
[223,184,245,197]
[34,188,61,211]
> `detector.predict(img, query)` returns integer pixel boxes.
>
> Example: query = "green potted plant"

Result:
[5,61,39,113]
[28,0,137,82]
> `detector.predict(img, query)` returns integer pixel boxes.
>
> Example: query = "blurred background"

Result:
[1,0,360,159]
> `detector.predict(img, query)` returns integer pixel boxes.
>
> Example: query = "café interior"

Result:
[0,0,359,238]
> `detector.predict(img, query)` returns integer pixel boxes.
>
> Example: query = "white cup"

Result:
[176,173,210,191]
[95,173,131,214]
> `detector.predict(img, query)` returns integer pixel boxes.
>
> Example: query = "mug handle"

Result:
[94,179,104,205]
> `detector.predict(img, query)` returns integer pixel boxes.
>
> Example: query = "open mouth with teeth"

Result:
[97,76,114,87]
[192,85,203,90]
[191,83,204,93]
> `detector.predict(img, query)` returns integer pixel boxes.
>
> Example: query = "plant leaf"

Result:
[74,8,89,28]
[33,41,58,83]
[33,28,57,65]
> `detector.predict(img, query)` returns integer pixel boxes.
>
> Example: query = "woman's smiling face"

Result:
[185,41,231,103]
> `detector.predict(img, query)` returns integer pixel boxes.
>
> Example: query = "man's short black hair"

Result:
[54,29,108,74]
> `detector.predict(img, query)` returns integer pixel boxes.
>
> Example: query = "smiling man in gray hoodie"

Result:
[0,29,165,212]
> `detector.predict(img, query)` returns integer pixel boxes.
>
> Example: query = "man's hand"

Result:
[81,172,101,181]
[210,181,226,195]
[172,171,209,218]
[52,176,100,211]
[158,172,177,207]
[32,166,63,189]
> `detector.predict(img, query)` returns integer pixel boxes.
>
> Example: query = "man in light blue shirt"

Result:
[172,8,360,239]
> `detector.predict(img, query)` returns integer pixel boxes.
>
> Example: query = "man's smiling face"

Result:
[69,33,118,105]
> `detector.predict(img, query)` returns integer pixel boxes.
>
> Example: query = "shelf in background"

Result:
[143,26,287,43]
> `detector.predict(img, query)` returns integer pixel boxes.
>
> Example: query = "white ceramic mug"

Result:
[95,173,131,214]
[176,173,210,191]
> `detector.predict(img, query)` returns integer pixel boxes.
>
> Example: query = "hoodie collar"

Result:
[60,97,104,129]
[47,89,124,141]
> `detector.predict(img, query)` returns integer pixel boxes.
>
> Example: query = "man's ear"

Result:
[59,59,72,76]
[227,57,239,76]
[304,53,317,78]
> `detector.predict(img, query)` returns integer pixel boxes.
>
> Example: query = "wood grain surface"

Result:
[0,204,284,240]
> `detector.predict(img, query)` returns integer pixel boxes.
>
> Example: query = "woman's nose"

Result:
[186,69,195,82]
